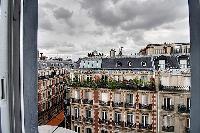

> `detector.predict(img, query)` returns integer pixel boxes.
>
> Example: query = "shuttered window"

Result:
[142,95,148,105]
[114,93,120,103]
[75,90,80,99]
[102,92,108,102]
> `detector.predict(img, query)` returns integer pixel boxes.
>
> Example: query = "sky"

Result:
[38,0,190,61]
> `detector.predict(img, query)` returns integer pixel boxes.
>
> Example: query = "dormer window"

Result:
[116,61,122,67]
[141,61,147,67]
[159,60,165,69]
[180,59,187,69]
[128,61,132,66]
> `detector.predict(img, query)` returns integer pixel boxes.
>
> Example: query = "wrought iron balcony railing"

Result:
[113,120,124,127]
[99,118,109,124]
[124,122,136,128]
[83,117,93,123]
[178,105,190,113]
[162,105,174,111]
[162,126,174,132]
[139,123,152,130]
[72,98,81,104]
[82,99,93,105]
[124,103,135,108]
[112,102,123,107]
[99,100,110,106]
[139,104,152,110]
[75,116,81,121]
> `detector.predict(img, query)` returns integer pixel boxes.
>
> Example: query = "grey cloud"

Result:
[53,7,73,21]
[39,21,54,31]
[40,2,57,9]
[80,0,188,31]
[38,8,54,31]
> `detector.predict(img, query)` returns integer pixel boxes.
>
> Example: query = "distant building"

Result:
[77,55,190,71]
[65,68,190,133]
[139,43,190,56]
[38,59,74,70]
[37,67,70,125]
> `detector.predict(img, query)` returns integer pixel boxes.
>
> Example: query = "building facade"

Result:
[38,68,69,125]
[65,68,190,133]
[139,43,190,56]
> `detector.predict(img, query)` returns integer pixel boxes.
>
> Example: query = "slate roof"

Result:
[153,55,180,70]
[101,57,153,70]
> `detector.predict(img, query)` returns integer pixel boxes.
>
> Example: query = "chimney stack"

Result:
[110,49,116,58]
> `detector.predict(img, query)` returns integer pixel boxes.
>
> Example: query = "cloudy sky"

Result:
[38,0,190,61]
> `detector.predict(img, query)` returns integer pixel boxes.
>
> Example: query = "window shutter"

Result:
[115,93,120,103]
[102,93,108,102]
[142,95,148,105]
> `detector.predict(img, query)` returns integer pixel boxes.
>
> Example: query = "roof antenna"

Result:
[118,47,123,56]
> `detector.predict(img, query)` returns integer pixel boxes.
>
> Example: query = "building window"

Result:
[186,118,190,128]
[142,115,149,126]
[141,61,147,67]
[42,103,46,111]
[74,108,79,118]
[114,93,121,103]
[74,90,80,99]
[163,97,172,108]
[102,111,107,120]
[142,95,148,105]
[86,109,92,118]
[74,126,80,133]
[101,130,108,133]
[163,115,172,127]
[159,60,165,69]
[187,98,190,109]
[180,59,187,68]
[85,91,91,100]
[101,92,109,102]
[126,94,134,104]
[43,92,46,99]
[128,61,132,66]
[86,128,92,133]
[127,113,134,123]
[114,112,121,122]
[116,61,122,67]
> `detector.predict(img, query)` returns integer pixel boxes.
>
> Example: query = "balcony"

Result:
[82,99,93,105]
[178,105,190,114]
[124,122,136,128]
[112,102,123,108]
[99,118,109,124]
[113,121,123,127]
[72,98,81,104]
[99,100,110,106]
[83,117,93,124]
[72,116,81,122]
[63,99,70,106]
[139,104,152,110]
[162,126,174,132]
[139,123,152,130]
[162,105,174,111]
[124,103,135,109]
